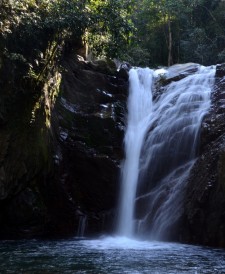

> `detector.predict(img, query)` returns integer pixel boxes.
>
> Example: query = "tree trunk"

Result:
[168,19,173,66]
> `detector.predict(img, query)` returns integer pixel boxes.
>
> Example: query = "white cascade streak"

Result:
[118,64,215,239]
[117,68,153,236]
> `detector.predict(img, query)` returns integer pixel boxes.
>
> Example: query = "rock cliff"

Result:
[50,56,127,236]
[0,53,128,238]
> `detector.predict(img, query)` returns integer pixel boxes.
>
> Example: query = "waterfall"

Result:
[118,64,215,239]
[77,215,87,238]
[117,68,154,236]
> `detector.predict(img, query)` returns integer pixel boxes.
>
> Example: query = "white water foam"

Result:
[81,236,180,250]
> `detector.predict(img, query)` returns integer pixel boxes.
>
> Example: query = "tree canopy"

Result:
[125,0,225,66]
[1,0,225,67]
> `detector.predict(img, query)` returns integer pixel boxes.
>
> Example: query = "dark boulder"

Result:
[117,62,132,81]
[215,63,225,78]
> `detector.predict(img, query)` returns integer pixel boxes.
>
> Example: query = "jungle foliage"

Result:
[0,0,225,68]
[128,0,225,66]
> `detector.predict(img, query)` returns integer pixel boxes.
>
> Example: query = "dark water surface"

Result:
[1,236,225,273]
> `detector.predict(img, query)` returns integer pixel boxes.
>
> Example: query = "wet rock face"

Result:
[180,63,225,247]
[0,54,127,239]
[50,57,127,236]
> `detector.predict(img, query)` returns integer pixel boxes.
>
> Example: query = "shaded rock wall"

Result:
[0,52,127,238]
[49,57,127,236]
[0,54,53,238]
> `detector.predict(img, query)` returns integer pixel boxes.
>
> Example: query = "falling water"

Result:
[118,64,215,239]
[77,215,87,238]
[117,68,154,236]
